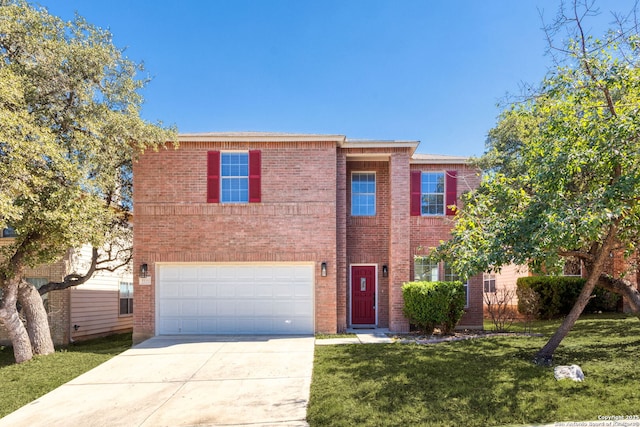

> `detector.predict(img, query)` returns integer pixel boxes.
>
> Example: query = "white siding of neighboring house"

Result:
[68,245,133,341]
[484,264,530,316]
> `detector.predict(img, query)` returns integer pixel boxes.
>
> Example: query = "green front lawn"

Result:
[308,314,640,426]
[0,333,132,418]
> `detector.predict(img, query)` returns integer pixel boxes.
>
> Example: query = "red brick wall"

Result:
[133,140,339,342]
[389,152,412,332]
[409,163,484,329]
[345,161,390,327]
[133,140,485,339]
[336,151,348,332]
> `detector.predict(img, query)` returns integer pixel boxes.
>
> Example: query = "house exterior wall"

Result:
[483,264,530,318]
[409,163,484,328]
[336,151,348,332]
[388,152,413,332]
[132,139,339,343]
[69,245,133,341]
[132,134,486,340]
[345,160,390,328]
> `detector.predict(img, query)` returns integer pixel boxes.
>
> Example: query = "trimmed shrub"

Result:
[516,276,622,319]
[402,281,466,335]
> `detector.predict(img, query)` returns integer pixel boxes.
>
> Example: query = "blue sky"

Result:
[39,0,636,156]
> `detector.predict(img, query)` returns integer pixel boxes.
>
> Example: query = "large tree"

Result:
[432,0,640,365]
[0,0,175,363]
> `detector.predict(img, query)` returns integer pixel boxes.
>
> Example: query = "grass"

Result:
[0,333,132,418]
[315,333,357,339]
[308,314,640,426]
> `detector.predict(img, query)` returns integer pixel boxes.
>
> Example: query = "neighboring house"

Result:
[0,236,133,345]
[132,132,483,343]
[483,253,638,315]
[482,264,530,318]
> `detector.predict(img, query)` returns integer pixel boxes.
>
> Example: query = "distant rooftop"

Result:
[411,153,471,164]
[178,132,346,143]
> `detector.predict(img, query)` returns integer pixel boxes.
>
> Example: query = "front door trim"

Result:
[349,264,378,327]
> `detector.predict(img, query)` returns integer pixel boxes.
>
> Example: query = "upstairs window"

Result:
[421,172,445,215]
[410,170,457,216]
[221,153,249,203]
[207,151,261,204]
[351,173,376,216]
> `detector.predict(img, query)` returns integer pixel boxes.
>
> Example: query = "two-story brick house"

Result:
[132,132,482,343]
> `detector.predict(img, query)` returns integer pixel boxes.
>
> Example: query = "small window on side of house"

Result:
[483,273,497,293]
[119,281,133,315]
[2,227,17,238]
[563,258,582,277]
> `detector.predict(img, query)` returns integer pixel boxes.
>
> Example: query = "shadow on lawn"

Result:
[309,316,640,426]
[311,338,555,426]
[0,333,132,367]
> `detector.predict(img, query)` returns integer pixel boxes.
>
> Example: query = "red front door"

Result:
[351,266,376,325]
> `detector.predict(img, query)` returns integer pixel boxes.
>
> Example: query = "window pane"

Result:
[414,259,438,281]
[351,173,376,216]
[120,299,129,315]
[221,177,249,203]
[221,153,249,203]
[421,172,445,216]
[483,273,496,293]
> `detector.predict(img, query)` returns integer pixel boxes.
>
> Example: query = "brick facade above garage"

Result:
[132,133,482,343]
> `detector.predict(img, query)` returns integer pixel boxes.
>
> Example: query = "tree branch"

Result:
[558,250,595,262]
[37,247,98,295]
[597,273,640,316]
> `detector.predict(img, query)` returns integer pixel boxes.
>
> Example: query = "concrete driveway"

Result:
[0,335,315,427]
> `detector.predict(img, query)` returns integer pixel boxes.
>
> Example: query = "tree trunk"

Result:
[0,283,34,364]
[18,281,55,356]
[533,277,598,366]
[597,274,640,319]
[533,225,618,366]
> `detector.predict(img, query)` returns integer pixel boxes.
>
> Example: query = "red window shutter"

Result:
[248,150,261,203]
[207,151,220,203]
[410,171,422,216]
[445,170,457,216]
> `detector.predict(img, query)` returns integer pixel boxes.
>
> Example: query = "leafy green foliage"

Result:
[429,2,640,359]
[402,281,466,335]
[517,276,622,319]
[431,4,640,280]
[0,0,176,276]
[0,0,175,362]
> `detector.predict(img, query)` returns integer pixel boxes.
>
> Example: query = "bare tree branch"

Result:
[37,247,98,295]
[558,250,596,262]
[597,273,640,316]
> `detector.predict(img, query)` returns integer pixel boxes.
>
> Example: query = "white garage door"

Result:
[157,263,314,335]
